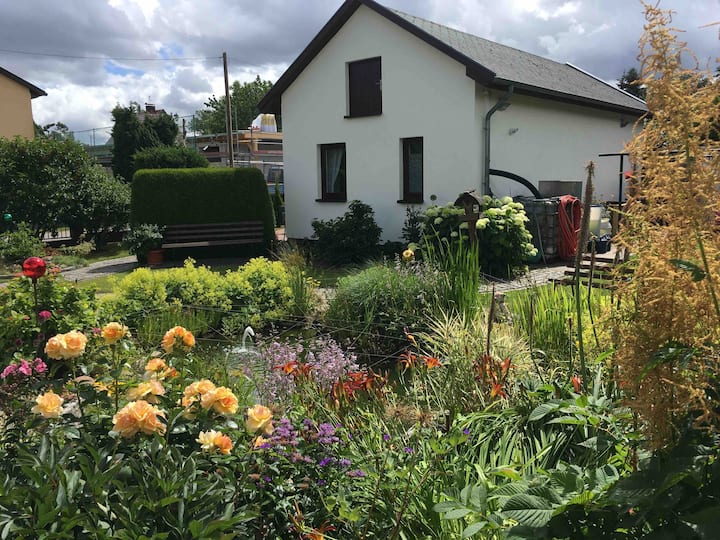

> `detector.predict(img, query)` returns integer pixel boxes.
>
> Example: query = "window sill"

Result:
[316,198,347,203]
[344,112,382,119]
[397,198,423,204]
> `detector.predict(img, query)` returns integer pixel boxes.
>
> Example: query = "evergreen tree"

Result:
[618,67,647,100]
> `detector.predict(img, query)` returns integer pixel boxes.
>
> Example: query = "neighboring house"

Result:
[259,0,647,241]
[0,66,46,139]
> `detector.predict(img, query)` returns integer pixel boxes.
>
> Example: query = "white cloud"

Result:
[4,0,716,141]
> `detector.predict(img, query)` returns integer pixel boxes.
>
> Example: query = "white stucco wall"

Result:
[281,5,641,241]
[282,5,482,241]
[487,93,638,202]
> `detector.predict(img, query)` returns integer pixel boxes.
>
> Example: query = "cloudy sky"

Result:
[1,0,717,144]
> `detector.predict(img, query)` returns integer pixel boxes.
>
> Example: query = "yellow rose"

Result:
[161,326,195,353]
[126,380,165,403]
[201,386,238,415]
[402,249,415,262]
[246,404,274,434]
[111,400,166,439]
[101,322,130,344]
[63,331,87,358]
[31,389,64,418]
[181,379,216,407]
[197,430,233,455]
[44,334,67,360]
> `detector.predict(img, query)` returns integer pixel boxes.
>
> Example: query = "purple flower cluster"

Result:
[1,358,47,380]
[256,337,358,402]
[267,417,300,448]
[256,341,301,402]
[304,337,358,392]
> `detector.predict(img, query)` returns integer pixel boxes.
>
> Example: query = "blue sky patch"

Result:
[104,60,144,77]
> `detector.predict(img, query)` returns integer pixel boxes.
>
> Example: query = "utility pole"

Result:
[223,52,234,167]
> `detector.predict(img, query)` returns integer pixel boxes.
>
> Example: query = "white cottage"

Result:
[259,0,647,241]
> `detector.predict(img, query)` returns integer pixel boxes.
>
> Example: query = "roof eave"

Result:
[258,0,363,114]
[490,79,647,117]
[0,67,46,99]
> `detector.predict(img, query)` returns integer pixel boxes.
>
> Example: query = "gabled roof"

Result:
[0,66,47,99]
[258,0,647,116]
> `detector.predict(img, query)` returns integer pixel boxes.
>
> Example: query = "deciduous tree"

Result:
[191,76,273,135]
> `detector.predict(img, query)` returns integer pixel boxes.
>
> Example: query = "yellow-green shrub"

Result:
[223,257,292,328]
[104,257,293,336]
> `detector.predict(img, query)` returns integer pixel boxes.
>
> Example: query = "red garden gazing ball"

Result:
[22,257,47,281]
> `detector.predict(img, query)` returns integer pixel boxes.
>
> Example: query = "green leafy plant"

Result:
[311,200,382,265]
[123,223,163,264]
[421,197,536,279]
[0,222,45,264]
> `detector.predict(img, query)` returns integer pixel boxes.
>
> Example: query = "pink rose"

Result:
[1,364,18,379]
[18,360,32,377]
[38,310,52,321]
[33,358,47,374]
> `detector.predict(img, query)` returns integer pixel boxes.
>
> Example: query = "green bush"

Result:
[0,272,98,357]
[223,257,292,328]
[130,168,274,248]
[0,223,46,264]
[133,146,209,170]
[311,200,382,265]
[73,170,130,247]
[104,258,292,337]
[0,137,127,239]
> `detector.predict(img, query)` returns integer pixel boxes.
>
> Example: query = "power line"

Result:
[0,47,220,62]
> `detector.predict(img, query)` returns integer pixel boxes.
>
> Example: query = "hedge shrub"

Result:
[130,168,274,247]
[133,146,209,170]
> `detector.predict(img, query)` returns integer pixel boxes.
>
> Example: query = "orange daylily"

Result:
[423,356,442,369]
[399,351,418,370]
[490,383,506,399]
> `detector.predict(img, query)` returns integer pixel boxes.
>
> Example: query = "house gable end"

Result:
[258,0,495,114]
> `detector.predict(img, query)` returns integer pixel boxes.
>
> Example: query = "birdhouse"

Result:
[454,190,484,243]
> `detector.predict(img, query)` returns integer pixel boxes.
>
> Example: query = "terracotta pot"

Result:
[146,249,164,267]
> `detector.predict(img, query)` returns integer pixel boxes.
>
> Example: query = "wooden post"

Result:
[223,52,234,167]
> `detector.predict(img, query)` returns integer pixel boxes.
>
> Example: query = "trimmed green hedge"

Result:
[130,168,274,247]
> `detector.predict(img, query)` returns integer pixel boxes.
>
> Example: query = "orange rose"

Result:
[31,389,64,418]
[201,386,238,415]
[111,400,166,438]
[63,331,87,358]
[161,326,195,353]
[101,322,130,344]
[197,430,233,455]
[44,334,67,360]
[246,404,274,434]
[182,331,196,348]
[181,379,216,407]
[126,380,165,403]
[145,358,167,373]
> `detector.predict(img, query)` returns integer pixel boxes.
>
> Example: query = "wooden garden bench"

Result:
[161,221,265,249]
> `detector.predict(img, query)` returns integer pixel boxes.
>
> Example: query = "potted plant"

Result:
[123,224,164,266]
